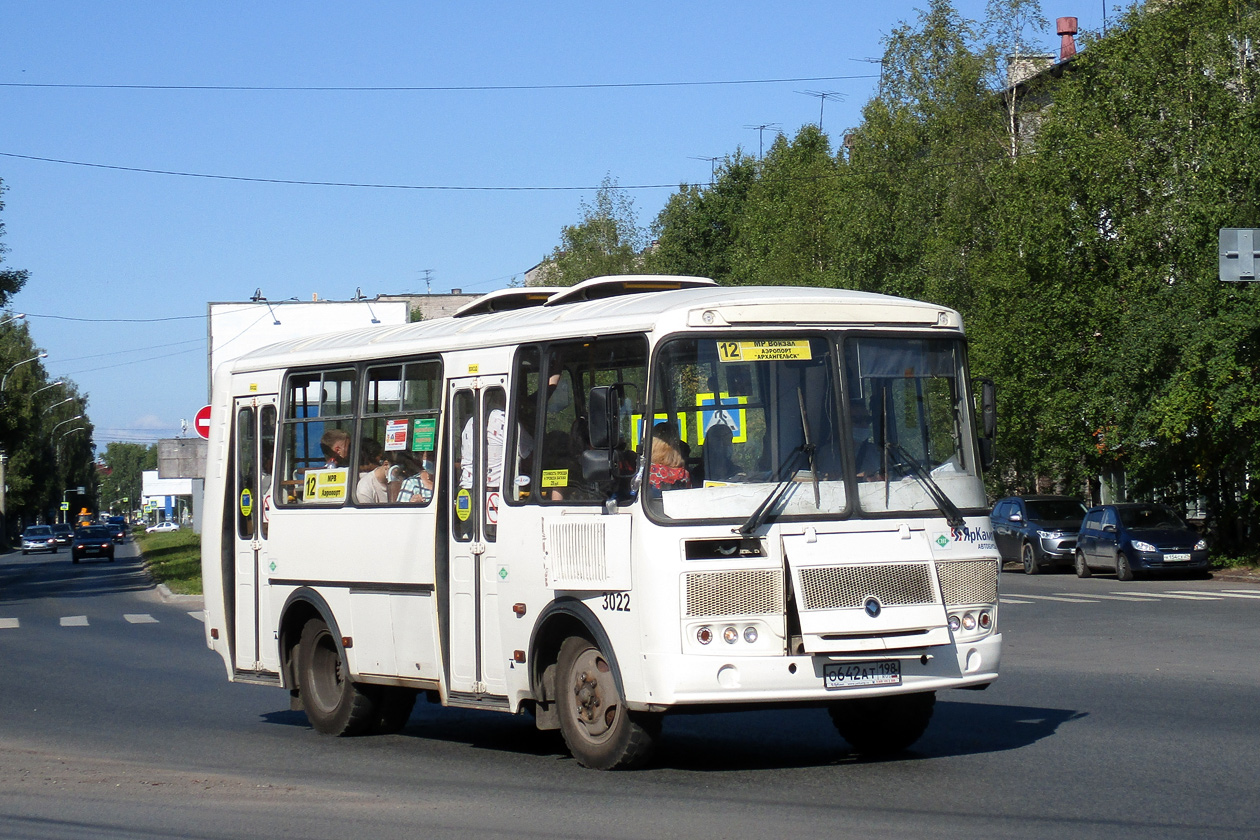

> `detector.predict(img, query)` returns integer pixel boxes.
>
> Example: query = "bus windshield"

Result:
[646,333,985,524]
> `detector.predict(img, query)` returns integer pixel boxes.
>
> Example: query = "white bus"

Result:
[201,276,1001,769]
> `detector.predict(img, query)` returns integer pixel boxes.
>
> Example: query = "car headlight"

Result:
[1036,530,1055,539]
[1194,539,1207,550]
[1131,540,1156,553]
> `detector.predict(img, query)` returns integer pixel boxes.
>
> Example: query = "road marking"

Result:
[124,614,158,624]
[0,618,18,629]
[1222,589,1260,594]
[1054,592,1149,602]
[1000,598,1034,604]
[60,615,89,626]
[1111,591,1218,601]
[1169,590,1260,600]
[1007,593,1099,603]
[188,610,205,622]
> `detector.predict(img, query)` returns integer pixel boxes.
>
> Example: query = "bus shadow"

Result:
[262,698,1082,770]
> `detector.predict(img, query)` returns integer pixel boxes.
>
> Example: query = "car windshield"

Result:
[25,527,52,536]
[78,527,113,538]
[644,333,986,524]
[1119,505,1185,530]
[1025,499,1087,522]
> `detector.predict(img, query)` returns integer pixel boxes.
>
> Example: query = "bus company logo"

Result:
[936,525,995,549]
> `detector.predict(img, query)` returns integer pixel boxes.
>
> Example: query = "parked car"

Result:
[21,525,58,555]
[71,525,115,563]
[50,522,74,547]
[990,495,1087,574]
[1075,503,1209,580]
[146,521,179,534]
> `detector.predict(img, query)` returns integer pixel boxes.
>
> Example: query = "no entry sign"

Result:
[194,404,212,440]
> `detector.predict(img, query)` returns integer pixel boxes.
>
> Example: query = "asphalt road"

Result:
[0,544,1256,840]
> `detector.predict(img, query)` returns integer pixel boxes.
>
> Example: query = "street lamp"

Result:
[43,396,76,416]
[51,414,83,436]
[32,380,64,398]
[0,313,25,328]
[2,352,48,392]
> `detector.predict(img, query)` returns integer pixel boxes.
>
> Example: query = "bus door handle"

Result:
[471,541,487,556]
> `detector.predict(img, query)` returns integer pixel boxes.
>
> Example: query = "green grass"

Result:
[134,529,202,595]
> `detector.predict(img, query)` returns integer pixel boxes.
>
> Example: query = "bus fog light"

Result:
[948,614,961,632]
[723,626,739,644]
[743,626,758,644]
[962,612,976,631]
[697,627,713,645]
[978,611,992,630]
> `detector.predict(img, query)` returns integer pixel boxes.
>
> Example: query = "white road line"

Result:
[1006,593,1099,603]
[124,614,158,624]
[187,610,205,622]
[1110,591,1218,601]
[1000,598,1034,604]
[60,615,89,626]
[0,618,19,629]
[1054,592,1148,602]
[1169,590,1260,600]
[1219,590,1260,597]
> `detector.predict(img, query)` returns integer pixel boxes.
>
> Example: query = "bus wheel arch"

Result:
[528,600,620,732]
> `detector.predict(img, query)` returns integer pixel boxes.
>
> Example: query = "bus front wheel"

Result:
[829,691,936,757]
[556,635,659,770]
[297,618,376,736]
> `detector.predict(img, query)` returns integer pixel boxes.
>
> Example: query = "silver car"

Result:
[21,525,58,555]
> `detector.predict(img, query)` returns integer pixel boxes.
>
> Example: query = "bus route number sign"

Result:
[718,339,812,362]
[823,660,902,690]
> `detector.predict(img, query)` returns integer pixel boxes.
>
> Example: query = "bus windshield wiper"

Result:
[738,446,807,537]
[884,442,965,528]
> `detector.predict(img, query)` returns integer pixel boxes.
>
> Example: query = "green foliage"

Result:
[0,180,30,306]
[135,529,202,594]
[630,0,1260,551]
[99,443,157,518]
[538,175,649,286]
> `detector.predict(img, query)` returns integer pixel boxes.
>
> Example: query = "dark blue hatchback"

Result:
[1075,503,1208,580]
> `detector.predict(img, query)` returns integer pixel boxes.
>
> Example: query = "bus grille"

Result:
[685,570,784,617]
[936,560,999,605]
[797,563,936,610]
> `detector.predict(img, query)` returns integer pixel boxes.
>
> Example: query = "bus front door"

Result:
[446,377,507,700]
[232,395,278,674]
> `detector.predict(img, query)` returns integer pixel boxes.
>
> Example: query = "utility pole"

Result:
[421,269,434,295]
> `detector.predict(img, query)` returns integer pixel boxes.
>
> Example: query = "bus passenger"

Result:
[356,439,390,504]
[649,435,690,491]
[320,428,351,468]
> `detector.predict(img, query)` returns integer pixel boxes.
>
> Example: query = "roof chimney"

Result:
[1057,17,1078,61]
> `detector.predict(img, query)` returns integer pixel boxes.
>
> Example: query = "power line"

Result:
[0,74,878,93]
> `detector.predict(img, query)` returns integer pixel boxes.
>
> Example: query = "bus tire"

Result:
[372,687,418,734]
[556,635,659,770]
[297,618,375,736]
[829,691,936,757]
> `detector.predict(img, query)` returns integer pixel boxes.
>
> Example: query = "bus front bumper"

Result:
[632,633,1001,710]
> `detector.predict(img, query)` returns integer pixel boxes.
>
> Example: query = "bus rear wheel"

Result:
[829,691,936,757]
[297,618,376,736]
[556,635,659,770]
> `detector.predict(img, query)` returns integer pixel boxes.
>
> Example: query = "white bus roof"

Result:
[228,278,963,374]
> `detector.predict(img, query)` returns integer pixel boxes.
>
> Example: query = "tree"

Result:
[647,152,758,282]
[537,176,648,286]
[0,179,29,305]
[99,443,157,519]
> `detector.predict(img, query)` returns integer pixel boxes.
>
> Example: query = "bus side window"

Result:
[360,360,442,506]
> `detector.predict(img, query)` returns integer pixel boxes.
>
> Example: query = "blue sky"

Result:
[0,1,1108,448]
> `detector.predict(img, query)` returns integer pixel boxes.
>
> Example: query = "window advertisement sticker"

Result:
[385,419,408,451]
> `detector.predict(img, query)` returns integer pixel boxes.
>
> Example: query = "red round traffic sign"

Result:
[194,404,212,440]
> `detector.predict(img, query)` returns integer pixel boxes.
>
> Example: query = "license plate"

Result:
[1164,553,1191,562]
[824,660,902,690]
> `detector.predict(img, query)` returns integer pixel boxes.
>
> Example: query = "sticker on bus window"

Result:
[455,488,472,521]
[541,469,569,488]
[412,418,437,452]
[304,468,349,502]
[385,419,408,451]
[695,393,747,445]
[717,339,811,362]
[239,488,254,517]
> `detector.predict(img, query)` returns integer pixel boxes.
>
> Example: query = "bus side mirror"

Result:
[587,385,622,449]
[977,378,996,470]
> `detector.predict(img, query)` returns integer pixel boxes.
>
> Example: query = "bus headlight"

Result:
[697,626,713,645]
[962,612,977,630]
[743,626,758,644]
[723,626,739,644]
[948,614,961,632]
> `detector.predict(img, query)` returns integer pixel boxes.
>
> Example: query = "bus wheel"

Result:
[297,619,375,736]
[829,691,936,757]
[556,635,659,770]
[372,687,418,734]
